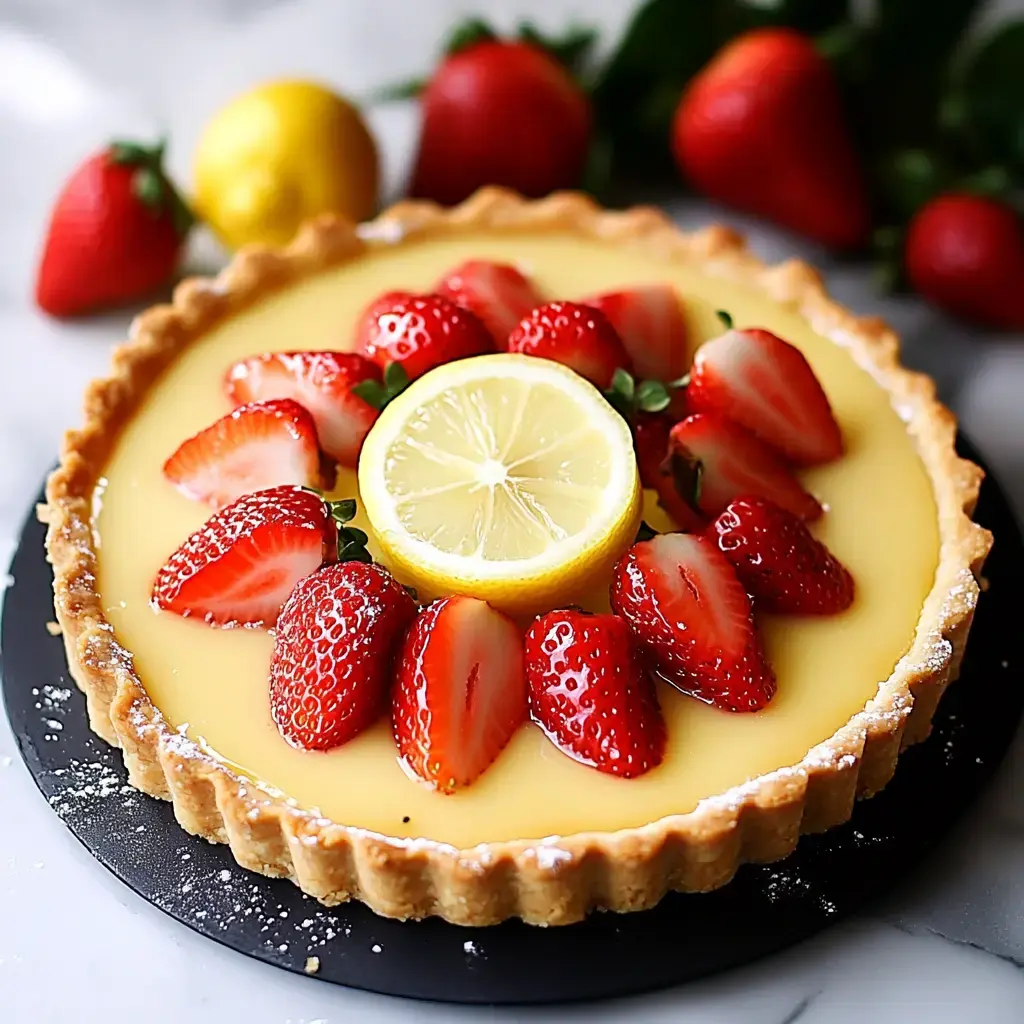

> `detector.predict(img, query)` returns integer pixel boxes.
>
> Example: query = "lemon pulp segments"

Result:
[358,354,641,615]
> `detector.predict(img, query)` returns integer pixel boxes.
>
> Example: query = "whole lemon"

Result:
[193,80,378,249]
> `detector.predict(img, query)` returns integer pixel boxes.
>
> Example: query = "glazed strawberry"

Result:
[610,533,776,713]
[270,561,416,751]
[225,351,382,468]
[435,260,543,348]
[354,291,493,381]
[708,496,854,615]
[634,413,705,532]
[584,285,691,383]
[152,485,337,628]
[393,596,527,792]
[163,399,323,508]
[672,29,869,249]
[35,138,192,317]
[687,327,841,466]
[905,194,1024,330]
[668,414,821,521]
[506,301,632,388]
[524,610,665,778]
[409,36,591,205]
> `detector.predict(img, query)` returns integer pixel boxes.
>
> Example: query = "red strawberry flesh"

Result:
[709,496,854,614]
[270,561,416,751]
[151,485,336,628]
[163,398,322,509]
[585,285,690,382]
[435,260,543,349]
[507,300,632,388]
[224,351,381,468]
[524,610,665,778]
[687,328,842,465]
[669,412,822,521]
[393,595,526,792]
[610,532,776,713]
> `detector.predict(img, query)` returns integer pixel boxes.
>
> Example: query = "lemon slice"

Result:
[358,353,642,616]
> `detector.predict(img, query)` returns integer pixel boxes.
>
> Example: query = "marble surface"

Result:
[1,1,1023,1021]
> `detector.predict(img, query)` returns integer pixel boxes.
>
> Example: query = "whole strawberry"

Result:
[393,595,526,792]
[270,561,416,751]
[672,29,868,249]
[409,34,592,204]
[507,301,632,388]
[524,609,665,778]
[610,532,776,713]
[354,291,493,382]
[36,139,192,317]
[708,496,854,615]
[905,194,1024,330]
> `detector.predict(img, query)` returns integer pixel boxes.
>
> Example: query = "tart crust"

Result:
[42,188,992,926]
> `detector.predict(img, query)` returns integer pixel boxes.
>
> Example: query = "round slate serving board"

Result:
[3,438,1021,1004]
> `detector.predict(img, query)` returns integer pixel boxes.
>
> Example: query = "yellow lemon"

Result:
[358,353,642,617]
[193,79,378,249]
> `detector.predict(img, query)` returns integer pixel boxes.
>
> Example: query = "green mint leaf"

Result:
[636,379,671,413]
[715,309,734,330]
[384,360,409,394]
[328,498,357,523]
[351,379,388,410]
[611,367,635,401]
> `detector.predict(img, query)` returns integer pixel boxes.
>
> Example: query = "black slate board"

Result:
[2,438,1021,1004]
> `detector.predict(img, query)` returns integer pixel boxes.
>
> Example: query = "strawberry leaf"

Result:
[635,520,659,543]
[516,21,598,76]
[327,498,357,524]
[353,362,409,412]
[636,379,671,413]
[668,450,704,516]
[327,498,373,564]
[716,309,734,330]
[445,17,496,56]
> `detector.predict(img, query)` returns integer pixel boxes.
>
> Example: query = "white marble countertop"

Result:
[2,1,1023,1021]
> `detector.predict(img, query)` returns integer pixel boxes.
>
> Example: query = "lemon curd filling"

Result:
[94,233,939,847]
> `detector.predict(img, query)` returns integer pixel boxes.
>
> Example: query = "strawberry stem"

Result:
[108,136,194,237]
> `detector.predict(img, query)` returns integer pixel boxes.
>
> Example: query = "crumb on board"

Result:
[46,621,63,636]
[304,956,320,975]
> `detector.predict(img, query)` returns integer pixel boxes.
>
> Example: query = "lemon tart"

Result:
[43,188,990,925]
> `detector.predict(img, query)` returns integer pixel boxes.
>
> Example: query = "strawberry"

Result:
[668,413,821,521]
[905,194,1024,331]
[392,596,526,792]
[270,561,416,751]
[224,351,382,468]
[633,413,705,532]
[687,327,842,465]
[354,291,493,382]
[435,260,543,349]
[610,532,776,713]
[708,496,854,615]
[163,399,323,509]
[525,610,665,778]
[35,139,192,317]
[408,36,591,205]
[507,301,632,388]
[151,485,342,628]
[584,285,691,383]
[672,29,869,250]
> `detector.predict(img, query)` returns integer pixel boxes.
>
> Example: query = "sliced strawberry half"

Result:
[633,413,705,532]
[152,485,337,628]
[610,532,776,713]
[224,351,382,468]
[687,327,842,465]
[524,609,665,777]
[393,596,526,792]
[585,285,691,383]
[435,260,543,349]
[163,399,323,509]
[709,496,855,614]
[668,413,822,521]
